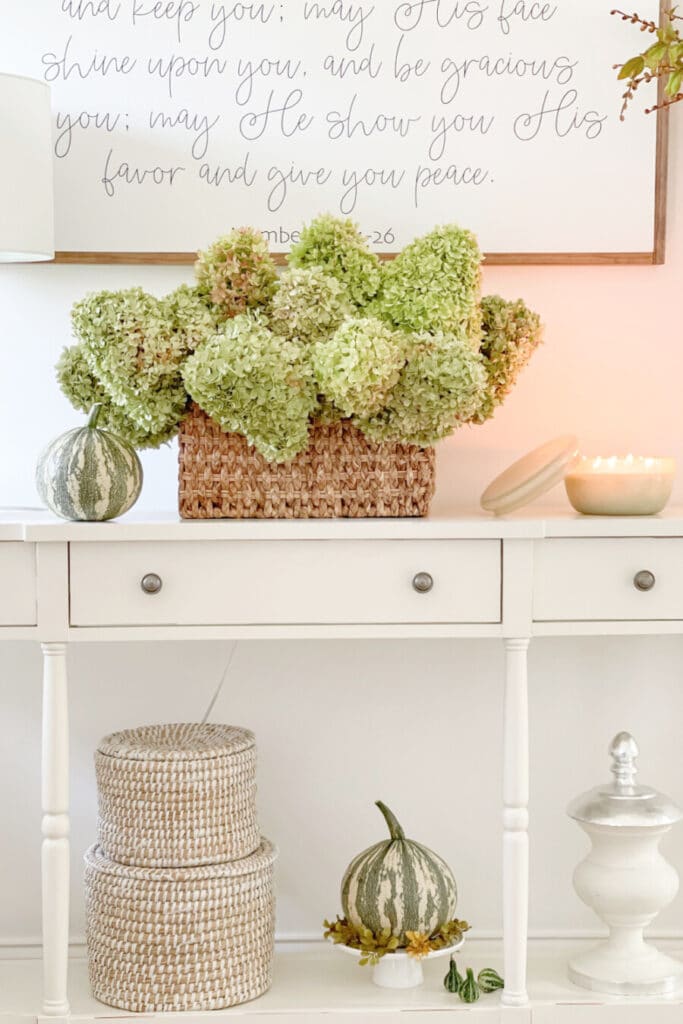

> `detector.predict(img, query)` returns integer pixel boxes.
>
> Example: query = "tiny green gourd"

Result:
[36,404,143,522]
[443,957,463,993]
[459,967,480,1004]
[477,967,504,993]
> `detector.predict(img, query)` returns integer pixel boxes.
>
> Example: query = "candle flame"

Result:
[571,454,674,476]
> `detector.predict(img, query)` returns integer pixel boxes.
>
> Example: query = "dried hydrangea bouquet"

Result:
[58,215,542,518]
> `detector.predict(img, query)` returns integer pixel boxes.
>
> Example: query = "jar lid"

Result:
[480,435,579,515]
[567,732,681,828]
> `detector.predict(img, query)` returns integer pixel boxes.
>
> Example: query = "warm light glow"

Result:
[569,456,676,476]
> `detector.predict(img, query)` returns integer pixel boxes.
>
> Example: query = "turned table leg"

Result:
[502,637,530,1007]
[41,642,70,1016]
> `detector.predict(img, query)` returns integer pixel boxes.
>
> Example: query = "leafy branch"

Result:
[612,7,683,118]
[323,916,471,966]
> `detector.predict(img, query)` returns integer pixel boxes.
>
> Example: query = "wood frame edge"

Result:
[51,250,659,267]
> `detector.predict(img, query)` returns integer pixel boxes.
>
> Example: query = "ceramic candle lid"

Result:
[567,732,682,828]
[480,435,579,515]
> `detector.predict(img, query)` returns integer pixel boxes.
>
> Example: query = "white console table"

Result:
[1,508,683,1023]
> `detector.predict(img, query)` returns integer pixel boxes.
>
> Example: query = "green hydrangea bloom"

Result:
[289,214,382,307]
[57,224,543,460]
[313,317,407,418]
[471,295,543,423]
[195,227,278,318]
[56,344,180,448]
[71,287,194,436]
[356,332,487,446]
[182,313,317,462]
[162,283,221,351]
[376,225,482,341]
[270,266,354,344]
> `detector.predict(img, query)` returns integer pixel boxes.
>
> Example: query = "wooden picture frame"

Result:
[48,4,669,268]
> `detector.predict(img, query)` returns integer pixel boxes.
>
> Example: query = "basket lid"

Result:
[84,837,277,881]
[97,723,255,762]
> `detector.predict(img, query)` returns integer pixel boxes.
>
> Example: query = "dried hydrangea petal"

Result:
[356,332,487,446]
[471,295,543,423]
[182,313,318,463]
[195,227,277,319]
[270,266,354,344]
[313,317,407,418]
[376,225,482,342]
[289,214,382,307]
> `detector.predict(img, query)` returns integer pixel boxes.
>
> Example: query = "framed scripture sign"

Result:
[0,0,668,264]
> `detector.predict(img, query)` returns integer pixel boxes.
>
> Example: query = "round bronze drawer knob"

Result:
[412,572,434,594]
[141,572,163,595]
[633,570,656,592]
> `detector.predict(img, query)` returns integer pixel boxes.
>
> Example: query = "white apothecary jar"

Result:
[567,732,683,996]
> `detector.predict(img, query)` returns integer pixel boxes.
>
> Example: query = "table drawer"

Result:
[69,540,501,626]
[0,542,36,625]
[534,539,683,621]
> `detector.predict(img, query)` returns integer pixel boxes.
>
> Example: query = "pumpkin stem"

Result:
[375,801,405,841]
[87,403,103,429]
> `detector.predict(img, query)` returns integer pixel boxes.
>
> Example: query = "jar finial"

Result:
[609,731,639,790]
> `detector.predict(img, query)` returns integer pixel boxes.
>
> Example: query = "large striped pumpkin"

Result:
[341,801,457,944]
[36,404,143,521]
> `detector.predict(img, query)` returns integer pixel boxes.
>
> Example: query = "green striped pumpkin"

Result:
[341,801,457,945]
[36,404,143,521]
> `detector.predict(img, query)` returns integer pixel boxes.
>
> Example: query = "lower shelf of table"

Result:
[2,942,683,1022]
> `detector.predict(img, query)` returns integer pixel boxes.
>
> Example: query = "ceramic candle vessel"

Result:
[564,455,675,516]
[567,732,683,996]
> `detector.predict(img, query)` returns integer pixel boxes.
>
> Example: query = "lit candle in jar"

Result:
[565,455,676,516]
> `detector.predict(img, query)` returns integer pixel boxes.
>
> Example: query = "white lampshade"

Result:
[0,73,54,261]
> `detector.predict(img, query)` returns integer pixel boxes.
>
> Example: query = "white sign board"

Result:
[0,0,666,261]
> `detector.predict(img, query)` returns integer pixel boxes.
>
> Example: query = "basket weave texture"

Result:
[95,723,259,867]
[84,838,277,1013]
[178,404,436,519]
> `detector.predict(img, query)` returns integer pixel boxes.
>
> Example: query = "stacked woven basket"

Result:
[84,723,277,1012]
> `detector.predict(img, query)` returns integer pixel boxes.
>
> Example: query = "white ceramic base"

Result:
[338,936,465,989]
[373,954,425,989]
[569,941,683,997]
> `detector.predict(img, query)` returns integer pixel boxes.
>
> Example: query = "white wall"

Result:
[0,119,682,947]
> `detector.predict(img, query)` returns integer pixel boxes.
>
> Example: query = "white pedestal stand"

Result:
[338,938,464,989]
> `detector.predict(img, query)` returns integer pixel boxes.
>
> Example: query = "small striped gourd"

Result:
[444,957,463,993]
[36,404,143,522]
[341,801,457,945]
[478,967,504,992]
[459,967,480,1003]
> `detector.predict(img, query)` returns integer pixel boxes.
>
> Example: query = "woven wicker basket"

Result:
[84,838,277,1012]
[96,723,259,868]
[178,404,436,519]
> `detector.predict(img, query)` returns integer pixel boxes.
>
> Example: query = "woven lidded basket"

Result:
[96,723,259,867]
[178,404,436,519]
[85,838,277,1013]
